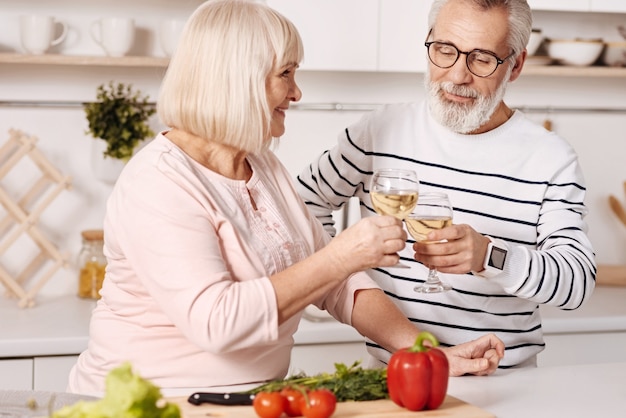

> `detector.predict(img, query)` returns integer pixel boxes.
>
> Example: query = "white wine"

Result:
[371,191,418,219]
[406,216,452,241]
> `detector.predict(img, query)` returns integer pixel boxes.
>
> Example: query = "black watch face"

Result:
[488,246,507,270]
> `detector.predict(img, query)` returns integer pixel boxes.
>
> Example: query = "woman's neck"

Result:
[165,128,251,181]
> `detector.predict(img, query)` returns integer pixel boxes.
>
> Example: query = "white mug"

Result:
[159,19,186,57]
[90,17,135,57]
[20,15,68,55]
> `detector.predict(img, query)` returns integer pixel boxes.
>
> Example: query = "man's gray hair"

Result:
[428,0,532,60]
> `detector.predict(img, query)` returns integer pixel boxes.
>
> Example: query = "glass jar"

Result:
[77,229,106,299]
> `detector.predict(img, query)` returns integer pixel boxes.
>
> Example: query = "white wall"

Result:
[1,68,625,300]
[1,2,625,302]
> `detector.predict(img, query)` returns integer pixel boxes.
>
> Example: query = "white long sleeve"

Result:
[297,101,596,368]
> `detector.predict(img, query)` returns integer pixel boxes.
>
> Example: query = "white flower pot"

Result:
[90,139,126,184]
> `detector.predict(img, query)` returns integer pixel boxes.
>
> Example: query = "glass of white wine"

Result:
[406,192,453,293]
[370,168,420,268]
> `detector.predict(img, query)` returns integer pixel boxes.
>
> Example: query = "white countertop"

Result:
[0,295,96,357]
[1,286,625,358]
[448,361,626,418]
[0,294,363,358]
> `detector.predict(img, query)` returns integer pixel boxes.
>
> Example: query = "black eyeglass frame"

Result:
[424,40,516,78]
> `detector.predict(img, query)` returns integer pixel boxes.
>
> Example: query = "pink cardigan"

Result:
[68,133,378,396]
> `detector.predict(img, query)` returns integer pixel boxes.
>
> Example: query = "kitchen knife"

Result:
[187,391,256,406]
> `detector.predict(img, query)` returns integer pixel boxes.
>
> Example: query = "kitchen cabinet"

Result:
[2,0,626,77]
[268,0,433,73]
[266,0,379,71]
[0,355,80,392]
[591,0,626,13]
[33,355,78,391]
[528,0,589,11]
[0,359,33,390]
[528,0,626,12]
[378,0,432,72]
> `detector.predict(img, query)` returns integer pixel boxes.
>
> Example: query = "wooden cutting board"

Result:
[168,395,495,417]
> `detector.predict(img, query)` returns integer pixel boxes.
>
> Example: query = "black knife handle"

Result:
[188,391,256,406]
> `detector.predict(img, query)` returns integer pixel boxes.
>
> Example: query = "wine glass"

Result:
[406,192,453,293]
[370,168,420,268]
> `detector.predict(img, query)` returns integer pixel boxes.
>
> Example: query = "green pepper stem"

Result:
[408,331,440,353]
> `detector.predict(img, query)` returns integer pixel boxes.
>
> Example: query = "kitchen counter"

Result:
[0,294,364,357]
[0,295,95,357]
[1,286,625,358]
[539,284,626,334]
[2,361,623,417]
[448,361,626,418]
[168,361,626,417]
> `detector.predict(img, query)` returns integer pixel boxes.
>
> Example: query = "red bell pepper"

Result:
[386,331,449,411]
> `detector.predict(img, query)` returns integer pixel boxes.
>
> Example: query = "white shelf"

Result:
[522,64,626,77]
[2,53,626,77]
[0,53,169,68]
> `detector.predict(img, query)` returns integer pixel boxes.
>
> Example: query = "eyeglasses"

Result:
[425,41,515,78]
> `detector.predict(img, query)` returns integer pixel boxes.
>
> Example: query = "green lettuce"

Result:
[53,363,180,418]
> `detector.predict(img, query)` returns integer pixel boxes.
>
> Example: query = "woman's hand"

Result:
[439,333,505,376]
[325,215,407,277]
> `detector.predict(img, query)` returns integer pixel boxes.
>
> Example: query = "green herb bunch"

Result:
[248,361,388,402]
[84,82,156,161]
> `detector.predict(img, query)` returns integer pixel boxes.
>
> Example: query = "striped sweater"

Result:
[296,101,596,368]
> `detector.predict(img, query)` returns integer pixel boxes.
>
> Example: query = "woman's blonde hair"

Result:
[158,0,304,153]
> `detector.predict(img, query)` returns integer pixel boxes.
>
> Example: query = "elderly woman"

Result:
[68,0,504,397]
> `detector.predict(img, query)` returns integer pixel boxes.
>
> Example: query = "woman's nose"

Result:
[290,81,302,102]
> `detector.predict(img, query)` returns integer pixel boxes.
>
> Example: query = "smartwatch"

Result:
[474,236,507,278]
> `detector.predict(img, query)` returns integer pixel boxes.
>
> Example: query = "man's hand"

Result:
[412,223,490,273]
[439,333,505,376]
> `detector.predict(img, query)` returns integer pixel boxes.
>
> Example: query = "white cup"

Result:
[90,17,135,57]
[19,15,68,55]
[159,19,186,57]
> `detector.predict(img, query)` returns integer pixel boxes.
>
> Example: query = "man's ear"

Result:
[509,50,527,82]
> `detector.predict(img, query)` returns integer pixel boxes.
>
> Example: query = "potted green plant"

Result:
[84,81,156,162]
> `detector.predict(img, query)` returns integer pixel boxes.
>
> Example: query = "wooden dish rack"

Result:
[0,129,72,308]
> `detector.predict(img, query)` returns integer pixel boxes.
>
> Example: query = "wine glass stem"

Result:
[426,267,439,283]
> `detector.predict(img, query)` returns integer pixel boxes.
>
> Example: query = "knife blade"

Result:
[187,391,256,406]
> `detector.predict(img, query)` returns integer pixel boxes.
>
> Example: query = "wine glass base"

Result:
[414,282,452,293]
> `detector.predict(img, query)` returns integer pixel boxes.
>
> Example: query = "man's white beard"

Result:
[425,67,511,134]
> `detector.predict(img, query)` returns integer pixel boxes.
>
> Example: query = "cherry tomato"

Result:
[299,389,337,418]
[253,391,287,418]
[280,387,304,417]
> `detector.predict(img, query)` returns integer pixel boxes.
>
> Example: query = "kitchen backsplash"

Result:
[1,0,626,299]
[1,69,625,300]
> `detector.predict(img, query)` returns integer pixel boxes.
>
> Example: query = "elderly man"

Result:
[297,0,596,369]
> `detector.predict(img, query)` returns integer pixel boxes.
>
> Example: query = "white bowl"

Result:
[546,39,604,66]
[527,29,543,55]
[602,42,626,67]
